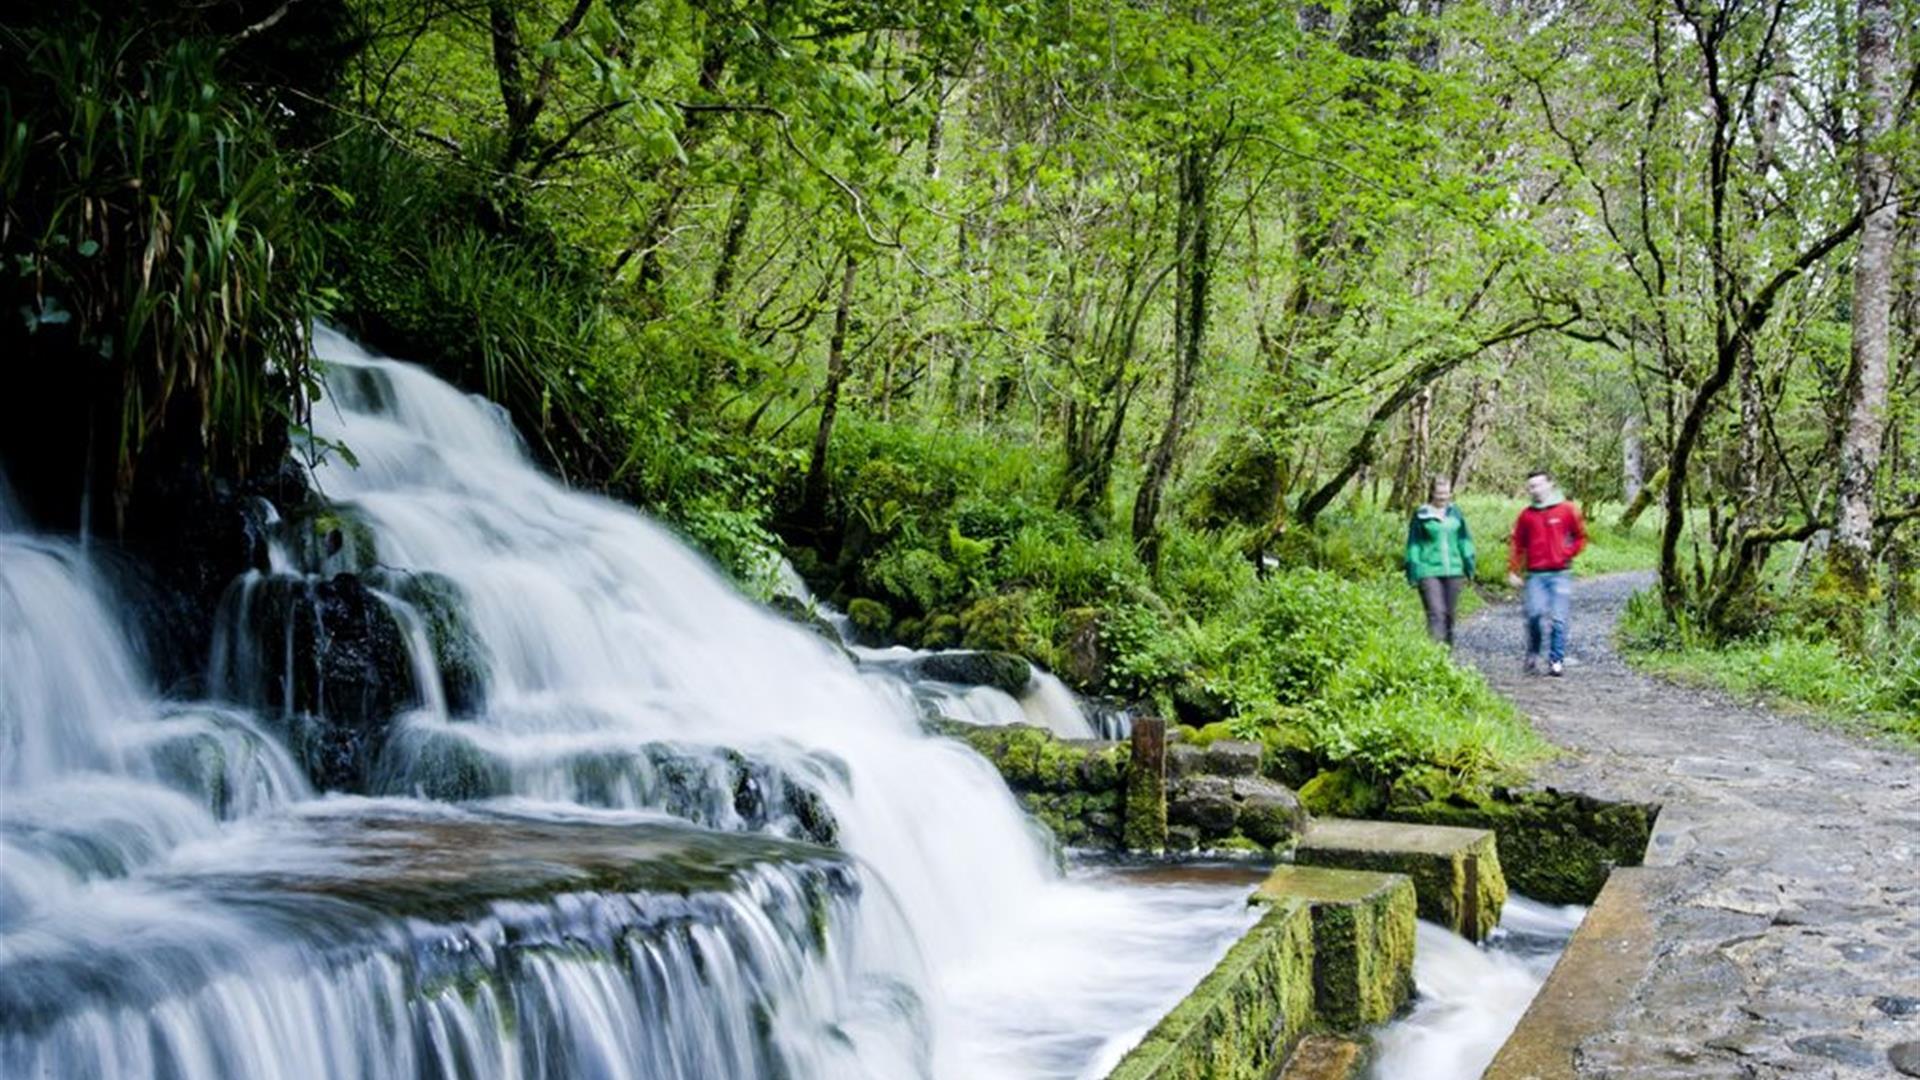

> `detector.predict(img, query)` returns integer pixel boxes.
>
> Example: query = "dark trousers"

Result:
[1417,575,1464,647]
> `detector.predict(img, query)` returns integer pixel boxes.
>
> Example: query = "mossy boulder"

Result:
[768,594,840,643]
[913,650,1033,695]
[958,589,1041,656]
[845,597,893,645]
[1298,767,1385,819]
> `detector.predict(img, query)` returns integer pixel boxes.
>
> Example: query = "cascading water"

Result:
[0,330,1256,1079]
[1369,897,1587,1079]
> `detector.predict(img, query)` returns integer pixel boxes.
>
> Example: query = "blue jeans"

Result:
[1523,570,1572,663]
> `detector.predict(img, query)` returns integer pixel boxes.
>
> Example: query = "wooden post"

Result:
[1124,717,1168,853]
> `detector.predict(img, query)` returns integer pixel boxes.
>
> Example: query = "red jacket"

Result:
[1509,499,1587,573]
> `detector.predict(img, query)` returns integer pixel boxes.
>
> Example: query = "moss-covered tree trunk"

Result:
[1826,0,1898,631]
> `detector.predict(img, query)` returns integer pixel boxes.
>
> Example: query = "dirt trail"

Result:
[1456,572,1920,1078]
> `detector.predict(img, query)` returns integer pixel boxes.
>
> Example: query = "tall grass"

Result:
[1,24,324,497]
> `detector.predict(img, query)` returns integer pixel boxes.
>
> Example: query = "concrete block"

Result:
[1256,865,1416,1030]
[1294,818,1507,941]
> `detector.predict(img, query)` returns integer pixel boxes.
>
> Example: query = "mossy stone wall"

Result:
[1106,900,1318,1080]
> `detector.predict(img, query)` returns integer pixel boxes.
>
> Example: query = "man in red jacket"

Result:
[1506,469,1587,676]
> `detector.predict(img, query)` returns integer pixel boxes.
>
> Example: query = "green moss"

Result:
[846,597,893,640]
[1105,901,1317,1080]
[1123,762,1169,854]
[1254,866,1416,1032]
[922,613,963,647]
[1185,721,1236,749]
[959,589,1043,657]
[1298,767,1384,819]
[1385,785,1657,905]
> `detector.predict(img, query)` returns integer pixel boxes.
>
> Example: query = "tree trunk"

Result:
[1132,137,1211,563]
[1390,385,1433,511]
[1621,411,1644,504]
[801,254,859,525]
[709,186,757,307]
[1827,0,1898,602]
[1450,370,1500,492]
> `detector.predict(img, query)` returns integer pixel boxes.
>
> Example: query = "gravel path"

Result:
[1456,572,1920,1078]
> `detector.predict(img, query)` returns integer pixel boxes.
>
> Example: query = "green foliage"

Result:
[1,20,325,492]
[1619,587,1920,746]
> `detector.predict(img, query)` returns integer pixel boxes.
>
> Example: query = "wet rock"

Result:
[1875,996,1920,1019]
[768,594,839,643]
[1787,1035,1880,1068]
[1890,1041,1920,1077]
[1167,743,1206,778]
[912,650,1032,695]
[376,570,489,717]
[228,572,416,792]
[1203,739,1262,777]
[1168,775,1238,834]
[1233,777,1307,847]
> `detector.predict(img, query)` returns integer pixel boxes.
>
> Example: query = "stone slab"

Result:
[1485,867,1666,1080]
[1105,899,1317,1080]
[1294,818,1507,941]
[1257,865,1416,1030]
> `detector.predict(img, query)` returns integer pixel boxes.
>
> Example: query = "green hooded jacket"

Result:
[1405,503,1476,583]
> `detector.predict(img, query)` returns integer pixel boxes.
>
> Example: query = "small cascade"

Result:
[1369,896,1586,1079]
[1,802,921,1080]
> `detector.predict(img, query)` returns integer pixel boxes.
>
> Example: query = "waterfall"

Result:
[0,329,1257,1079]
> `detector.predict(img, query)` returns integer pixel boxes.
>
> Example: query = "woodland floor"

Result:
[1457,572,1920,1078]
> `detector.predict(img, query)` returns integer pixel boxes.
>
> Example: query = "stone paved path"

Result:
[1456,572,1920,1079]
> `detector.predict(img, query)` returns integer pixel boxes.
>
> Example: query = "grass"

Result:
[1617,588,1920,749]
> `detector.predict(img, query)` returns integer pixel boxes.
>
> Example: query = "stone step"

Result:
[1256,865,1416,1030]
[1293,817,1507,941]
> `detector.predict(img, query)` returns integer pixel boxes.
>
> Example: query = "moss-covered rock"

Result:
[845,597,893,645]
[958,589,1041,656]
[768,594,840,643]
[1059,606,1108,689]
[377,570,490,717]
[936,722,1130,849]
[1293,818,1506,942]
[1298,767,1385,819]
[1231,777,1306,849]
[913,650,1033,695]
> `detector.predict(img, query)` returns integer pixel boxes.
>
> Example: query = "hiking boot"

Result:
[1548,660,1564,677]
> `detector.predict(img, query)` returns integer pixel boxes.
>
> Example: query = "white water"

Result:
[0,331,1257,1078]
[296,328,1253,1076]
[1370,896,1587,1079]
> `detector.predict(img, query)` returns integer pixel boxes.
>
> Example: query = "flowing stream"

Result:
[0,329,1256,1078]
[1370,897,1586,1079]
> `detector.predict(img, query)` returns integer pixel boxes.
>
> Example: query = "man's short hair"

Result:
[1527,469,1552,482]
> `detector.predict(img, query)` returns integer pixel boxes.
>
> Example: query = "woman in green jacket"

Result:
[1405,477,1476,647]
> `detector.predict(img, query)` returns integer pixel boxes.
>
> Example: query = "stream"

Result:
[0,327,1566,1077]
